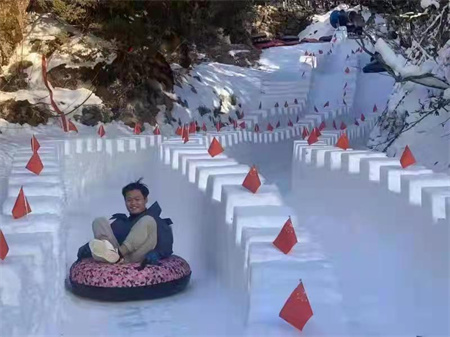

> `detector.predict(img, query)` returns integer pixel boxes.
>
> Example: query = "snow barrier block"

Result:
[221,185,283,225]
[2,196,63,216]
[400,173,450,206]
[380,165,434,193]
[197,164,250,191]
[170,148,208,170]
[8,182,64,198]
[340,151,387,174]
[179,154,227,175]
[232,205,297,246]
[207,173,266,202]
[359,158,402,182]
[160,144,205,165]
[325,149,368,171]
[8,171,61,185]
[12,158,59,169]
[307,146,341,167]
[421,186,450,222]
[187,158,238,184]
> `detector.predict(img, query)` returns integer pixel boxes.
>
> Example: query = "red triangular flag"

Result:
[313,127,321,137]
[354,119,360,126]
[323,101,329,108]
[183,125,189,143]
[340,121,347,130]
[276,121,280,128]
[400,145,416,168]
[259,102,262,109]
[0,230,9,260]
[189,121,196,134]
[176,126,182,135]
[333,120,337,130]
[302,127,309,140]
[345,67,350,74]
[294,98,298,104]
[314,106,319,113]
[216,122,221,132]
[307,129,319,145]
[319,121,326,131]
[239,121,246,129]
[373,104,378,112]
[288,119,293,127]
[254,124,260,132]
[202,122,207,132]
[284,101,289,108]
[361,113,366,121]
[279,280,314,331]
[31,135,40,153]
[267,123,274,131]
[275,102,279,108]
[336,133,349,150]
[242,166,261,194]
[134,123,142,135]
[12,187,32,219]
[273,217,297,254]
[153,125,161,135]
[26,152,44,175]
[208,137,224,157]
[68,120,78,133]
[332,37,337,43]
[98,125,105,137]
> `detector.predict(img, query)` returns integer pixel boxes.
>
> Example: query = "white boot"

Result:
[89,239,120,264]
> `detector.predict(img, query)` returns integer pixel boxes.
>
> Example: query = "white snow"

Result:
[421,0,441,9]
[0,12,449,337]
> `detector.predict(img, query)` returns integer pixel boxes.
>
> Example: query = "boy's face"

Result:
[125,189,147,215]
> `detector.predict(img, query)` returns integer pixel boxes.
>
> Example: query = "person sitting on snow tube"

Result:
[76,178,173,269]
[69,178,190,301]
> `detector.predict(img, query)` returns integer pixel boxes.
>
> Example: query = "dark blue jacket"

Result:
[77,202,173,262]
[110,201,174,260]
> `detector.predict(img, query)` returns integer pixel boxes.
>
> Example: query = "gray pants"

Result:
[92,217,157,263]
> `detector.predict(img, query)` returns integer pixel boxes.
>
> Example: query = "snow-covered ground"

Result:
[1,12,449,337]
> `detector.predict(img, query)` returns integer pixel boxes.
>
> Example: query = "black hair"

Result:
[122,178,149,198]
